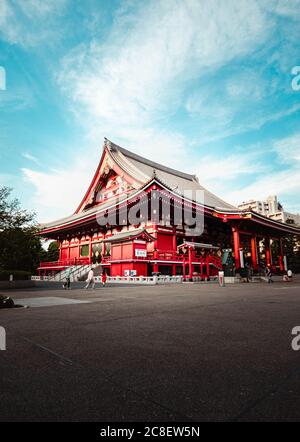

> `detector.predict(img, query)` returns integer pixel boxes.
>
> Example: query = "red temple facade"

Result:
[38,139,300,279]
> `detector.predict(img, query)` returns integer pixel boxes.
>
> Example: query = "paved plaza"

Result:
[1,280,300,422]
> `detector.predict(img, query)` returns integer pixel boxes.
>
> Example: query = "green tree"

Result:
[46,241,59,262]
[0,187,43,273]
[285,235,300,273]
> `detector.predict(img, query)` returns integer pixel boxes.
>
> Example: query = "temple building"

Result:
[38,139,300,279]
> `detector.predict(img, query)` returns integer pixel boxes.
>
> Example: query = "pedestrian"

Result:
[265,265,273,284]
[245,263,250,283]
[283,272,289,282]
[63,268,71,289]
[287,269,293,281]
[85,268,95,290]
[101,271,107,287]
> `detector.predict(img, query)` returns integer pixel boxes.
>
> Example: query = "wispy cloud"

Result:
[219,133,300,211]
[58,0,272,134]
[0,0,68,47]
[22,152,40,165]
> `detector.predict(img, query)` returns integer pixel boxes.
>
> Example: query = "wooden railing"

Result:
[39,257,91,268]
[39,253,222,269]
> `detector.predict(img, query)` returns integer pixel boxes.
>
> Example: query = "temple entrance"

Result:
[158,265,172,276]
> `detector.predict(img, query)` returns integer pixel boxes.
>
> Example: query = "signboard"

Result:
[135,249,147,258]
[218,271,225,287]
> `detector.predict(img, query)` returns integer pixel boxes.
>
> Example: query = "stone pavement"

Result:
[0,280,300,421]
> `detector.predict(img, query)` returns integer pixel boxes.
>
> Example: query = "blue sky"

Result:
[0,0,300,222]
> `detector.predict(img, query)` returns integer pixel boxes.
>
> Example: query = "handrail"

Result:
[39,257,90,268]
[39,252,222,268]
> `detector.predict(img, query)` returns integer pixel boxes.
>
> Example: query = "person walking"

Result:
[101,271,107,287]
[265,265,273,284]
[85,268,95,290]
[63,267,71,289]
[287,269,293,281]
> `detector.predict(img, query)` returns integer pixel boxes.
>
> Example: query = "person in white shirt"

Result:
[85,268,95,290]
[287,269,293,281]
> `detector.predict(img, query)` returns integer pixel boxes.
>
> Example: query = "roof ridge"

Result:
[105,138,197,182]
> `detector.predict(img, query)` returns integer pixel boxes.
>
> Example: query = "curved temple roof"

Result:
[105,139,236,211]
[39,138,300,236]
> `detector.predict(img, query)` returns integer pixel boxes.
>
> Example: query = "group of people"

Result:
[62,268,107,290]
[264,265,293,284]
[85,268,107,290]
[237,262,294,284]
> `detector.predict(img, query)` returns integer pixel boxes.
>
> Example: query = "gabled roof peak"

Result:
[104,138,198,182]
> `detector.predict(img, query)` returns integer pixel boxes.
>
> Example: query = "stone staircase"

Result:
[49,264,92,282]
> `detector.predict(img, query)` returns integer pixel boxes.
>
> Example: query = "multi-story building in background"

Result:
[238,195,300,226]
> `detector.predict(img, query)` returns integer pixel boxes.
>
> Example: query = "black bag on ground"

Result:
[0,295,15,309]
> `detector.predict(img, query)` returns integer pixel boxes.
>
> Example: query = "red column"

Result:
[188,246,193,279]
[265,237,272,266]
[206,256,210,279]
[153,224,159,273]
[172,230,177,252]
[59,241,62,261]
[232,227,241,270]
[279,238,284,272]
[89,237,93,264]
[251,237,258,271]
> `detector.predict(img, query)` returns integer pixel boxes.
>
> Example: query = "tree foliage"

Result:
[285,235,300,273]
[46,241,59,262]
[0,187,42,273]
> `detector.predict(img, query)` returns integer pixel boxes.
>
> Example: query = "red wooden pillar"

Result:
[206,256,210,279]
[67,241,71,261]
[188,246,193,279]
[232,227,241,269]
[183,259,186,281]
[153,224,159,273]
[172,230,177,252]
[59,241,62,261]
[89,236,93,264]
[265,237,272,266]
[251,236,258,271]
[279,238,284,272]
[172,264,176,276]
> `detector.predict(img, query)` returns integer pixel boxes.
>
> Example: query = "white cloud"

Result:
[273,132,300,163]
[58,0,272,130]
[196,151,266,183]
[22,162,93,222]
[226,167,300,208]
[22,152,40,165]
[0,0,68,47]
[270,0,300,18]
[221,133,300,211]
